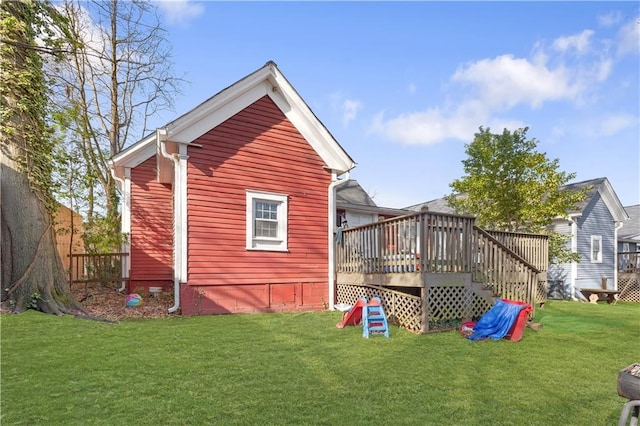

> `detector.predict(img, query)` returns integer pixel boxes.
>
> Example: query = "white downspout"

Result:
[614,221,624,290]
[157,129,184,314]
[109,165,130,292]
[569,217,578,300]
[328,171,350,311]
[178,144,188,288]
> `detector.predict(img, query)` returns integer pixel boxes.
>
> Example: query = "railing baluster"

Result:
[69,253,129,289]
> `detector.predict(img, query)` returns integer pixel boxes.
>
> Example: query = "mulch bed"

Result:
[74,284,175,322]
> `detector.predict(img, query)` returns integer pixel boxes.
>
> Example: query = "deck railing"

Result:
[485,230,549,272]
[472,227,540,306]
[618,251,640,273]
[336,211,476,274]
[336,212,546,311]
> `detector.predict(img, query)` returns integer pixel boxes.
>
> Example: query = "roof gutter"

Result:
[328,171,350,311]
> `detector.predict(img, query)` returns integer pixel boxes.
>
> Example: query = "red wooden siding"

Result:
[129,156,174,292]
[183,95,331,314]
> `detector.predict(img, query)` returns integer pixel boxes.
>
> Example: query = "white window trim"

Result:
[590,235,602,263]
[246,190,288,252]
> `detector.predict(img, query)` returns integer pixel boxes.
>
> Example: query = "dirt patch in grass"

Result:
[74,285,175,322]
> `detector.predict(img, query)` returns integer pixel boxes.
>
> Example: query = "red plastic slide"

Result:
[335,299,367,328]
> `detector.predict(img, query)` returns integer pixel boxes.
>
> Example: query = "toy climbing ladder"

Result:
[362,297,389,338]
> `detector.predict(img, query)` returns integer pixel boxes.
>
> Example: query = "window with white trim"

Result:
[246,190,288,251]
[590,235,602,263]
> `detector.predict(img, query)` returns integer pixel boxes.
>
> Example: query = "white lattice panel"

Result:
[337,284,422,333]
[337,283,496,334]
[619,277,640,303]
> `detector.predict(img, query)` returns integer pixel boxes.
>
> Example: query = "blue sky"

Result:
[149,1,639,209]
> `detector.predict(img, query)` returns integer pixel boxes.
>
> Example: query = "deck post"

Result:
[420,285,429,334]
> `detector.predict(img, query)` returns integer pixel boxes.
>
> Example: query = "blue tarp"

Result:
[468,299,526,341]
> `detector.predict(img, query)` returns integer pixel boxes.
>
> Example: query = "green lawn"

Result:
[2,301,639,425]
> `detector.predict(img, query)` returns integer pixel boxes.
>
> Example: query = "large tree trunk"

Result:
[0,0,84,315]
[1,151,84,315]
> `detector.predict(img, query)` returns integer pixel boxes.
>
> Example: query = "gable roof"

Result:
[111,61,356,179]
[405,197,456,214]
[336,180,409,217]
[336,180,377,208]
[619,204,640,242]
[563,177,628,222]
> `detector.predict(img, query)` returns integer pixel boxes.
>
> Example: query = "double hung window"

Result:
[590,235,602,263]
[246,190,288,251]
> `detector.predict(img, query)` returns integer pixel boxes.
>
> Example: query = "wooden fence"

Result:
[69,253,129,299]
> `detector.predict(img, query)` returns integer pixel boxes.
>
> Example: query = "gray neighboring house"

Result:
[547,178,628,299]
[336,180,408,227]
[618,204,640,272]
[404,177,630,300]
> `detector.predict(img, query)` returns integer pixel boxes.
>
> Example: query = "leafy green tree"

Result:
[446,127,587,264]
[1,0,84,314]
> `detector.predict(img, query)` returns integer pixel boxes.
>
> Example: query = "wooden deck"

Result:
[335,211,548,333]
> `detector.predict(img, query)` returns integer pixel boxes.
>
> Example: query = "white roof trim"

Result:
[111,133,156,179]
[164,62,355,174]
[598,179,629,223]
[168,81,271,144]
[110,62,356,178]
[269,65,356,173]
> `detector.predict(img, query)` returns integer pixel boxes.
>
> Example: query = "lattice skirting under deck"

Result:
[337,284,422,333]
[337,283,494,334]
[618,276,640,303]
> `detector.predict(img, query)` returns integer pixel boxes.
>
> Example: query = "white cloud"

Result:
[157,0,204,26]
[341,99,362,126]
[550,125,566,140]
[451,54,581,109]
[331,93,363,127]
[596,114,637,136]
[371,99,524,146]
[595,58,613,82]
[617,19,640,57]
[552,30,594,54]
[598,11,623,27]
[372,109,467,145]
[372,26,623,146]
[52,3,109,72]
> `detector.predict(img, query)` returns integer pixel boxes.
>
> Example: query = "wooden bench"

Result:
[580,288,621,304]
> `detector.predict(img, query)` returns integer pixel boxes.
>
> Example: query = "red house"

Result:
[110,62,356,315]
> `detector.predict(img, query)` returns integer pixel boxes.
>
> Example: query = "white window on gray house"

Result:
[246,190,288,251]
[591,235,602,263]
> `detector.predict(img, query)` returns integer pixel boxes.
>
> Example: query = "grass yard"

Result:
[1,300,639,425]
